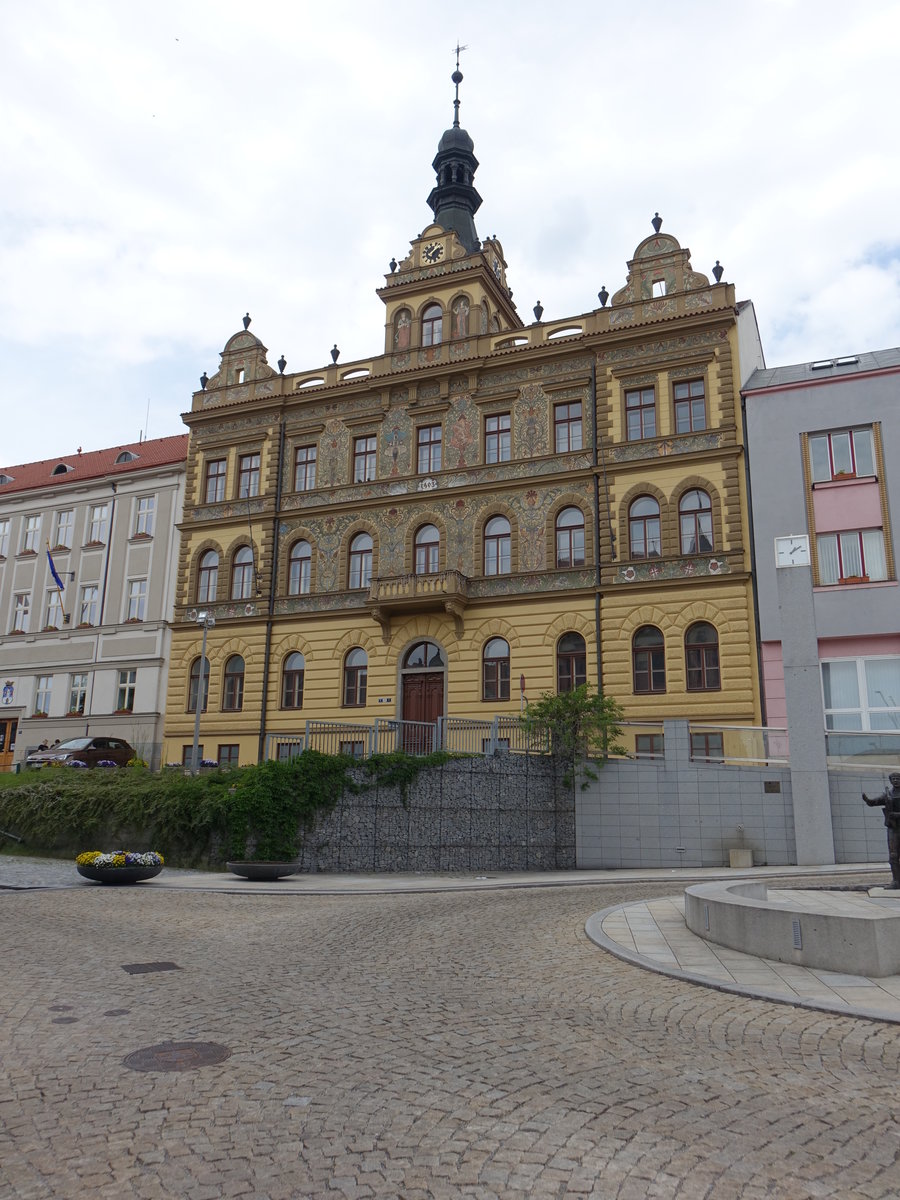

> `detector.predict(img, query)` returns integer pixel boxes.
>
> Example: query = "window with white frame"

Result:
[822,657,900,730]
[809,428,875,483]
[0,519,8,557]
[54,509,74,548]
[34,675,52,715]
[22,515,40,553]
[88,504,109,543]
[134,496,155,537]
[79,585,99,626]
[127,579,147,620]
[117,669,136,712]
[13,593,30,632]
[45,590,64,629]
[816,530,887,584]
[69,673,89,715]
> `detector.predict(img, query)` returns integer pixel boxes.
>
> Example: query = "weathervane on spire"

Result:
[452,42,467,128]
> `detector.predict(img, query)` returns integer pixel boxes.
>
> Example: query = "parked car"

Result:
[25,737,135,768]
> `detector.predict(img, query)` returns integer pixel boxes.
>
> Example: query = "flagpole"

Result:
[46,541,69,626]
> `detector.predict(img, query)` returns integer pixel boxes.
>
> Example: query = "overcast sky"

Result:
[3,0,899,468]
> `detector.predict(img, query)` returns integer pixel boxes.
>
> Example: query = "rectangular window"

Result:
[35,675,52,715]
[22,514,41,553]
[353,436,377,483]
[88,504,109,543]
[69,673,88,715]
[417,425,442,474]
[45,590,64,629]
[816,530,887,585]
[79,585,99,626]
[134,496,155,537]
[182,744,203,767]
[485,413,511,463]
[238,453,261,498]
[673,380,706,433]
[205,458,227,503]
[218,744,240,767]
[13,593,30,632]
[126,579,147,621]
[822,657,900,730]
[625,388,656,441]
[809,428,875,483]
[554,402,583,453]
[0,519,8,557]
[54,509,74,548]
[690,732,724,763]
[117,669,136,712]
[339,739,366,759]
[294,445,317,491]
[635,733,664,759]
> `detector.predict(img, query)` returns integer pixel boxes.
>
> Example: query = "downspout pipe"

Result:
[741,392,767,727]
[590,358,603,692]
[257,415,286,763]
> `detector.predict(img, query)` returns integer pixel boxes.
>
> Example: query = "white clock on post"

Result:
[774,534,811,567]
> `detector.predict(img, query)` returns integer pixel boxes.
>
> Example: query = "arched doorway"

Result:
[400,640,445,752]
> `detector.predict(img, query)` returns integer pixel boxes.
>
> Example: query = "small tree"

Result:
[522,683,625,788]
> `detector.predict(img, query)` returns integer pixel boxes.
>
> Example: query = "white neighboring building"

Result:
[0,435,188,769]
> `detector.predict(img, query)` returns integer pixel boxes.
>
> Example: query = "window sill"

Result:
[813,476,877,489]
[815,578,895,590]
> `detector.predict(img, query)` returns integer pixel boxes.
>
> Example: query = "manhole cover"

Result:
[52,1017,78,1024]
[104,1008,130,1017]
[49,1005,73,1012]
[121,961,180,975]
[123,1041,231,1072]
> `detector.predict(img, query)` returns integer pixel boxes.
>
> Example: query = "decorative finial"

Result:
[651,213,662,234]
[200,371,209,390]
[598,286,609,308]
[451,42,467,128]
[533,301,544,322]
[712,260,724,283]
[331,344,340,364]
[389,257,398,273]
[242,313,251,330]
[277,354,287,374]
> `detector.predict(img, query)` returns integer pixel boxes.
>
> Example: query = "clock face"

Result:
[774,535,810,567]
[422,242,444,264]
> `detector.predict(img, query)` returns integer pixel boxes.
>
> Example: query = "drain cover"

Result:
[124,1041,231,1072]
[121,961,180,975]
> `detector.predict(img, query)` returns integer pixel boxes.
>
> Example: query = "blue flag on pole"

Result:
[47,546,65,592]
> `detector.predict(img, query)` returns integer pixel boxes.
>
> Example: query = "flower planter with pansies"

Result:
[76,850,164,884]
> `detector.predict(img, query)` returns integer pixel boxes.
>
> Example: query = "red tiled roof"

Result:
[0,434,189,496]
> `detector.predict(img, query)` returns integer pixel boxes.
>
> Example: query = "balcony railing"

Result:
[368,570,469,637]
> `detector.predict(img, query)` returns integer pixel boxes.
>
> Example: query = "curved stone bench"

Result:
[684,880,900,978]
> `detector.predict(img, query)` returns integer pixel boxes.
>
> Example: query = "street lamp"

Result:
[190,611,215,775]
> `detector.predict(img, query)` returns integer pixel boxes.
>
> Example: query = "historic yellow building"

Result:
[162,82,764,766]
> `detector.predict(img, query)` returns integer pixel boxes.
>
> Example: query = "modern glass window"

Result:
[625,387,656,441]
[79,586,99,626]
[485,413,511,464]
[288,540,312,595]
[13,593,30,633]
[188,657,210,713]
[555,507,585,568]
[484,515,511,576]
[690,732,724,763]
[23,515,41,553]
[231,547,255,600]
[88,504,109,544]
[822,657,900,730]
[127,579,147,621]
[817,530,887,584]
[554,402,583,453]
[673,379,707,433]
[117,669,136,712]
[483,638,510,702]
[197,551,219,604]
[557,633,587,693]
[353,436,377,483]
[809,428,875,483]
[134,496,155,537]
[679,490,714,555]
[69,673,88,715]
[348,533,373,589]
[422,303,443,347]
[222,655,245,711]
[294,445,317,491]
[282,652,305,709]
[218,744,240,767]
[45,590,64,629]
[414,525,440,574]
[238,453,260,499]
[34,675,52,715]
[0,519,8,557]
[632,626,666,693]
[54,509,74,548]
[629,496,661,559]
[343,647,368,707]
[205,458,227,503]
[417,425,442,474]
[685,622,720,691]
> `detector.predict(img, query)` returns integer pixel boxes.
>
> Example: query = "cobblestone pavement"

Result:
[4,876,900,1199]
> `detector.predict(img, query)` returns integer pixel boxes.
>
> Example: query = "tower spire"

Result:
[427,45,482,253]
[452,42,466,128]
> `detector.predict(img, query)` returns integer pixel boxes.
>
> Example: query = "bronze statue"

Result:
[863,772,900,889]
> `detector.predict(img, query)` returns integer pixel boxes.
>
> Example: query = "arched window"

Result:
[484,515,511,576]
[629,497,661,559]
[632,626,666,694]
[343,647,368,707]
[231,546,254,600]
[403,640,445,668]
[483,638,510,701]
[282,652,305,709]
[348,532,373,589]
[414,524,440,574]
[679,490,714,555]
[422,303,443,347]
[289,540,311,595]
[557,633,587,693]
[555,506,585,568]
[222,655,245,711]
[187,656,210,713]
[197,550,219,604]
[685,622,720,691]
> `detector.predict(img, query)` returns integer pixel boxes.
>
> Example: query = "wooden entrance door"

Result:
[0,718,18,772]
[401,673,443,753]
